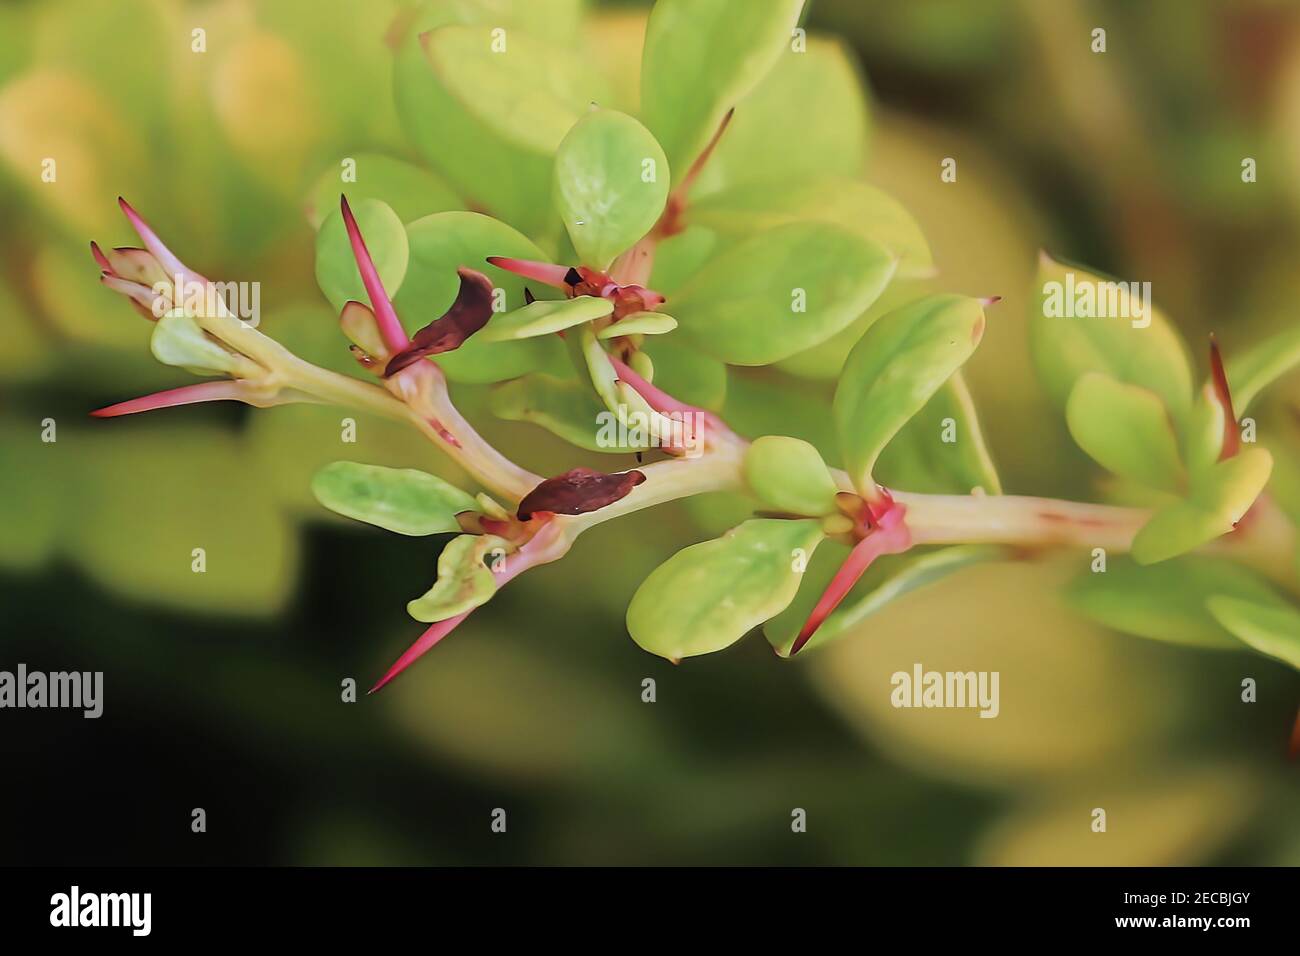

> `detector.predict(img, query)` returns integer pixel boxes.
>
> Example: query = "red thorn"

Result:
[485,256,571,289]
[679,107,734,196]
[1208,334,1240,460]
[339,195,410,353]
[89,240,112,272]
[116,197,193,282]
[789,505,911,656]
[90,381,250,418]
[368,612,472,693]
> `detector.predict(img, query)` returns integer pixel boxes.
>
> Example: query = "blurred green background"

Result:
[1,0,1298,865]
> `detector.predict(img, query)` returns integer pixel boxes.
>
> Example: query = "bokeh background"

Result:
[2,0,1298,865]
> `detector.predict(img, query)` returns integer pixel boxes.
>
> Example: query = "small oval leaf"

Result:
[597,311,678,339]
[554,108,670,270]
[627,518,825,660]
[311,461,479,536]
[743,436,839,516]
[407,533,507,623]
[833,294,987,496]
[672,221,897,365]
[150,313,246,375]
[1066,372,1185,493]
[480,296,613,343]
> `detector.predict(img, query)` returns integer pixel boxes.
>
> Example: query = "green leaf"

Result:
[395,211,568,383]
[489,372,632,452]
[1182,382,1227,477]
[1207,596,1300,670]
[671,222,896,364]
[765,544,1001,656]
[743,436,839,516]
[874,372,1002,496]
[776,279,931,381]
[1031,252,1194,419]
[1224,324,1300,413]
[150,314,245,376]
[480,296,613,342]
[833,294,987,496]
[407,534,507,623]
[575,324,622,412]
[626,518,824,660]
[397,22,607,233]
[553,108,670,269]
[1065,372,1185,493]
[305,153,461,228]
[1131,448,1273,565]
[597,311,677,339]
[691,178,933,279]
[311,461,479,536]
[640,0,805,183]
[1069,556,1285,651]
[648,225,719,295]
[695,36,870,196]
[315,198,409,312]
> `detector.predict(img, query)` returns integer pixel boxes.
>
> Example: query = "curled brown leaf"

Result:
[517,467,647,519]
[384,268,495,376]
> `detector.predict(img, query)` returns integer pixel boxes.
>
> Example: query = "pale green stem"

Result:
[198,310,540,501]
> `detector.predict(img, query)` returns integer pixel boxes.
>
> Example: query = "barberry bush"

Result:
[79,0,1300,711]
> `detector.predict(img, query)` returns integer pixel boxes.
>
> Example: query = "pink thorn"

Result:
[89,241,113,272]
[90,381,251,418]
[610,353,721,424]
[368,612,471,694]
[609,354,724,451]
[368,523,564,692]
[339,195,410,353]
[486,256,572,289]
[100,274,166,314]
[789,505,912,656]
[117,197,202,284]
[609,354,705,419]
